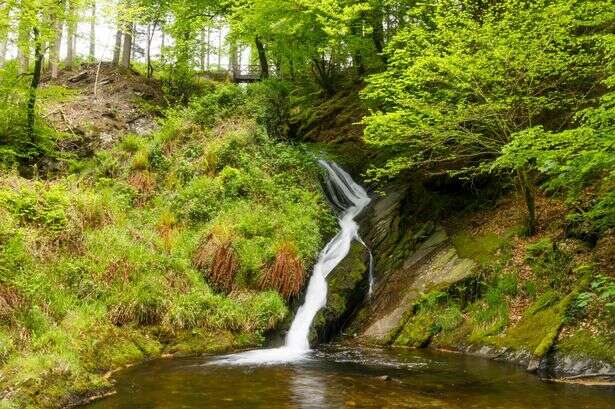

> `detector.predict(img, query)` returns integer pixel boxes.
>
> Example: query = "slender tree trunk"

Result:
[217,27,222,69]
[120,22,132,68]
[131,23,136,58]
[254,36,268,79]
[350,21,365,77]
[206,27,210,70]
[17,8,30,73]
[0,3,9,68]
[112,30,122,64]
[518,169,536,235]
[160,29,165,61]
[311,57,336,96]
[65,3,76,69]
[27,28,44,146]
[371,7,386,62]
[0,36,7,67]
[89,1,96,60]
[50,21,63,78]
[112,13,122,65]
[146,23,156,78]
[289,56,295,81]
[228,42,235,71]
[199,29,205,71]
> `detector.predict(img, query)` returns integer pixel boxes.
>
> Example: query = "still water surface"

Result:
[86,345,615,409]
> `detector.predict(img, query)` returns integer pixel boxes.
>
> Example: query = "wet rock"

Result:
[311,242,369,343]
[358,227,476,341]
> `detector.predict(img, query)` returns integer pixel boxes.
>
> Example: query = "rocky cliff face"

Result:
[323,181,614,384]
[355,227,476,342]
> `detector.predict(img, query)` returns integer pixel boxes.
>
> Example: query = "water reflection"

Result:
[290,369,328,409]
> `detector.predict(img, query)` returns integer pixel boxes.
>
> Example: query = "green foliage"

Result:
[0,182,73,237]
[570,274,615,319]
[394,290,464,347]
[525,238,575,290]
[558,329,615,363]
[361,0,614,232]
[120,134,148,153]
[0,65,59,169]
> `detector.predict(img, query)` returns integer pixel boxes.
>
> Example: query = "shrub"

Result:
[120,134,147,153]
[525,238,574,290]
[163,290,216,331]
[258,242,305,299]
[175,176,224,222]
[131,148,150,170]
[108,277,169,325]
[193,233,238,294]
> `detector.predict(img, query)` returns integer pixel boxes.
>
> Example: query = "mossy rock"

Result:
[164,329,262,356]
[393,311,436,347]
[452,231,509,267]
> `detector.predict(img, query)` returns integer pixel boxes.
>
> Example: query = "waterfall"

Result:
[211,160,371,365]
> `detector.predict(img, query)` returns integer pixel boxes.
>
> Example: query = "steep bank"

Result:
[0,72,335,408]
[345,186,614,382]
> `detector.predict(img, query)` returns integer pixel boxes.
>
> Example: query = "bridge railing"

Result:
[198,64,278,82]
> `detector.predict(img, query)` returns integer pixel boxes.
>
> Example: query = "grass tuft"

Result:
[258,242,305,299]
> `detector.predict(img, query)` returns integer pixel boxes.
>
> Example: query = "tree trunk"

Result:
[518,169,537,235]
[288,55,294,80]
[146,23,156,78]
[17,10,30,73]
[65,7,76,69]
[50,21,63,78]
[371,6,386,63]
[0,3,8,67]
[112,16,122,65]
[199,29,205,71]
[27,27,44,146]
[217,27,222,69]
[228,42,235,71]
[349,21,365,77]
[89,1,96,60]
[0,36,7,67]
[120,23,132,68]
[206,28,210,70]
[255,36,268,79]
[311,57,335,96]
[229,41,238,80]
[160,29,165,61]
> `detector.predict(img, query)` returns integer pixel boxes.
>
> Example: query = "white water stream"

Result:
[212,160,371,365]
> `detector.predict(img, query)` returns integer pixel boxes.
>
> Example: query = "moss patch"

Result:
[557,329,615,363]
[312,242,367,341]
[452,232,507,266]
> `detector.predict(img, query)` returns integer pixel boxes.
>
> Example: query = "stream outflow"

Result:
[213,160,371,364]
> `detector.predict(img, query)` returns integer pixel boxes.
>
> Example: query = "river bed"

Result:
[85,345,614,408]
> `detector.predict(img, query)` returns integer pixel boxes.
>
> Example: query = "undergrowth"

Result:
[0,81,334,408]
[393,226,614,365]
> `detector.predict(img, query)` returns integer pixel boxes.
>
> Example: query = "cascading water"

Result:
[212,160,371,365]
